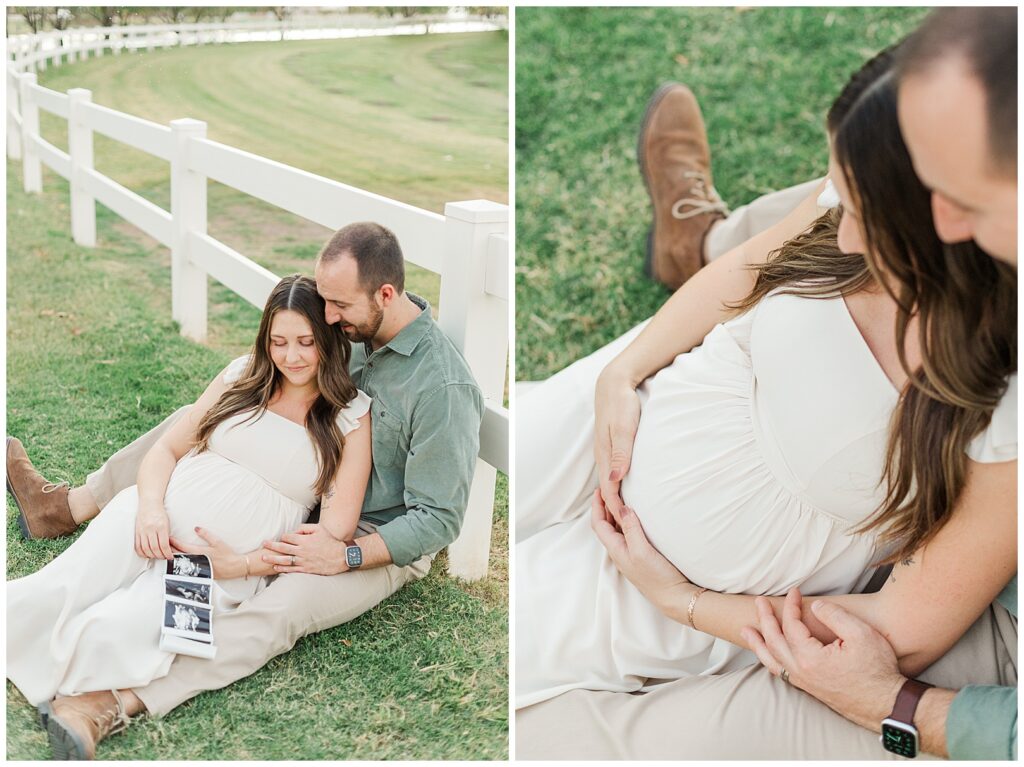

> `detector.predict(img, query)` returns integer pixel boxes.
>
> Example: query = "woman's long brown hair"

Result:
[731,45,1016,563]
[194,274,360,497]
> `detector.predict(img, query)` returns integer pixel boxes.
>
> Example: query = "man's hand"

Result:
[135,502,174,560]
[590,489,693,620]
[170,526,253,580]
[741,588,906,731]
[593,367,642,521]
[262,523,348,576]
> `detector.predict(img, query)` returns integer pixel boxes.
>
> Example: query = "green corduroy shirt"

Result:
[348,294,484,567]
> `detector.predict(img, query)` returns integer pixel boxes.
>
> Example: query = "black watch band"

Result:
[880,678,933,758]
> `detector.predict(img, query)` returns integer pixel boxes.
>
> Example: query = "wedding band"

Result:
[290,555,296,566]
[780,668,790,684]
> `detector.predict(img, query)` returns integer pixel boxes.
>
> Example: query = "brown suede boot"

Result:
[638,82,729,290]
[6,437,78,539]
[42,690,132,760]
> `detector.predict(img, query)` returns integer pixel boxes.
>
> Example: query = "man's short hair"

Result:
[317,222,405,295]
[897,7,1017,173]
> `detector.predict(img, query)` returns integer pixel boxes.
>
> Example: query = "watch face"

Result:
[346,546,363,568]
[881,720,919,758]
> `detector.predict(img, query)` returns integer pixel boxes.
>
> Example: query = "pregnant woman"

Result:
[8,275,372,757]
[516,47,1015,707]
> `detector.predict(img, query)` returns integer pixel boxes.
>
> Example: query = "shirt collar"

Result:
[366,293,433,358]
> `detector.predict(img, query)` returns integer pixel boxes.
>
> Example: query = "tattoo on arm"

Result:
[889,556,915,583]
[324,486,336,503]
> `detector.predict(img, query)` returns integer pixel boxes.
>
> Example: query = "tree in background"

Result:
[81,6,116,27]
[13,6,47,34]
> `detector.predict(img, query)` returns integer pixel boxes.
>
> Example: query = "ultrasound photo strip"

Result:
[160,554,217,660]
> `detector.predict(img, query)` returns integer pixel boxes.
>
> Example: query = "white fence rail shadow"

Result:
[6,21,509,581]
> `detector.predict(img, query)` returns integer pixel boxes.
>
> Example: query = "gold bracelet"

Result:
[687,587,709,631]
[243,554,251,580]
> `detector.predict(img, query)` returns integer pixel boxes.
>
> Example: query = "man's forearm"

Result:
[910,687,954,758]
[352,532,393,569]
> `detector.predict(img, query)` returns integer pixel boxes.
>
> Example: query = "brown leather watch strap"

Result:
[890,678,933,725]
[344,540,357,548]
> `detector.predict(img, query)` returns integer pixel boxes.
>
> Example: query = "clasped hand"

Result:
[741,589,906,730]
[262,524,349,575]
[168,523,348,578]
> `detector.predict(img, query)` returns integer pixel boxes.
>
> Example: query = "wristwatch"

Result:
[343,540,363,570]
[880,678,933,758]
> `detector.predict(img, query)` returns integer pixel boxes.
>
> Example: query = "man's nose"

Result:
[931,193,973,244]
[325,306,340,325]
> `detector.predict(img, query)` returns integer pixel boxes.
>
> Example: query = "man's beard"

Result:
[343,302,384,344]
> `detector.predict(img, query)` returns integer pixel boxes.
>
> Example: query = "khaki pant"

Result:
[516,601,1016,760]
[516,179,1018,759]
[85,408,431,717]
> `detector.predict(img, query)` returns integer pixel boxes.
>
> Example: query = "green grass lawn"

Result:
[7,32,508,761]
[515,6,928,380]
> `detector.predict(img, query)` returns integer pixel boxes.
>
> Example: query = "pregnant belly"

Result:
[162,451,308,556]
[620,340,873,597]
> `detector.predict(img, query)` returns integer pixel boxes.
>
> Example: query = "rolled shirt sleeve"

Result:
[947,685,1017,760]
[374,383,484,567]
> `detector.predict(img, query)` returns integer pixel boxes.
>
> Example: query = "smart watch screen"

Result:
[346,545,363,568]
[881,719,919,758]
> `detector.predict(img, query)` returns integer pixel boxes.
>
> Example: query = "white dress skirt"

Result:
[515,289,903,708]
[7,357,371,706]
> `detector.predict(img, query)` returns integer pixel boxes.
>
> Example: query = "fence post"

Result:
[439,200,509,580]
[18,72,41,193]
[67,88,96,247]
[113,29,121,56]
[8,70,22,159]
[170,118,208,342]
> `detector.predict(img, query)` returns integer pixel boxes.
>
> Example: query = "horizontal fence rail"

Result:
[7,21,509,581]
[188,138,448,274]
[7,15,507,72]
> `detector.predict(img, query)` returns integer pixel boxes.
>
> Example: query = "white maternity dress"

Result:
[516,289,906,707]
[7,356,371,706]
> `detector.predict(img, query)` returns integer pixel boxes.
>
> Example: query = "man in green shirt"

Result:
[745,8,1018,759]
[7,222,484,758]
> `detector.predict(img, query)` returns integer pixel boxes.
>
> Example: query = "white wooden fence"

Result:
[6,22,509,581]
[6,14,507,70]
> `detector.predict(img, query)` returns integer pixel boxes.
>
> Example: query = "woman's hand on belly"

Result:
[135,501,174,560]
[169,526,260,580]
[594,367,643,519]
[590,489,696,623]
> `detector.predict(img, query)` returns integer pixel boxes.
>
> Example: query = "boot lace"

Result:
[94,690,132,739]
[671,171,731,220]
[41,480,70,494]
